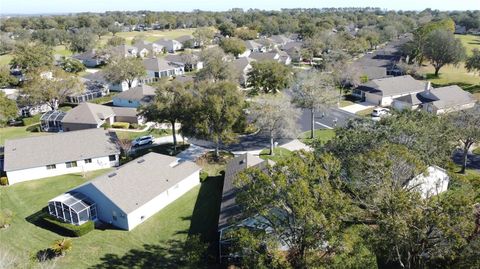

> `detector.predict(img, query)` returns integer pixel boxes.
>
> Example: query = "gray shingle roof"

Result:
[175,35,194,43]
[420,85,477,109]
[233,57,252,72]
[360,75,426,97]
[143,58,182,72]
[74,152,200,213]
[62,103,115,125]
[218,153,266,229]
[249,52,279,62]
[3,129,120,171]
[244,40,263,50]
[114,84,156,104]
[111,107,138,117]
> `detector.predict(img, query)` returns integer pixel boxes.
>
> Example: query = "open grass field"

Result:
[421,35,480,91]
[0,167,224,268]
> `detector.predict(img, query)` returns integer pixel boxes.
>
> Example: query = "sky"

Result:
[0,0,478,14]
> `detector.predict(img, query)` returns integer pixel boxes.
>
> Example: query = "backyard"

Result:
[0,167,223,268]
[420,34,480,98]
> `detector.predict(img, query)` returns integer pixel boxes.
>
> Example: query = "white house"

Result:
[154,39,183,53]
[133,41,164,57]
[407,166,450,199]
[3,129,120,185]
[353,75,427,107]
[392,84,477,114]
[83,71,139,92]
[48,153,201,230]
[112,84,156,108]
[233,57,254,87]
[142,58,185,83]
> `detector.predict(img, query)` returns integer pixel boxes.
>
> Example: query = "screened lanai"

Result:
[48,192,97,226]
[40,110,66,132]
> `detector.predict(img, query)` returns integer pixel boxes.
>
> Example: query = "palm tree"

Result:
[51,238,72,257]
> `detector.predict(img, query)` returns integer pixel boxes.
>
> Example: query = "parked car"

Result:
[132,135,154,147]
[371,107,390,117]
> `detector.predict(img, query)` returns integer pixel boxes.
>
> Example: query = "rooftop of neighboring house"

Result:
[3,129,120,172]
[218,153,267,230]
[114,84,156,104]
[73,49,101,61]
[72,152,200,214]
[282,41,303,51]
[268,34,292,45]
[233,57,254,72]
[248,52,279,62]
[62,102,115,125]
[143,58,183,72]
[110,44,137,56]
[164,53,200,64]
[419,85,477,109]
[359,75,427,97]
[244,40,264,50]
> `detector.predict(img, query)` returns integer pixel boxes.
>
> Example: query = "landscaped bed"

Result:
[0,169,212,268]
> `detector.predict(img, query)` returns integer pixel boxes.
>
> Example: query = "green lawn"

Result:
[0,54,12,66]
[473,147,480,155]
[53,45,73,57]
[114,128,172,141]
[98,29,196,47]
[455,34,480,56]
[300,129,336,145]
[0,125,48,146]
[0,168,222,268]
[420,35,480,90]
[356,107,375,117]
[259,147,293,162]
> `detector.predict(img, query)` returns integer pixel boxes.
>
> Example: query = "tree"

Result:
[106,36,126,47]
[0,66,17,88]
[10,42,53,72]
[21,67,84,110]
[218,21,235,37]
[250,94,300,155]
[219,37,246,57]
[465,48,480,75]
[103,56,146,88]
[140,80,195,152]
[234,28,258,40]
[108,24,122,36]
[196,47,236,82]
[0,92,17,127]
[423,29,466,76]
[59,57,86,73]
[116,138,132,161]
[358,28,380,49]
[448,106,480,174]
[182,81,244,158]
[234,151,351,268]
[292,71,339,139]
[50,238,72,257]
[247,60,292,95]
[68,28,96,53]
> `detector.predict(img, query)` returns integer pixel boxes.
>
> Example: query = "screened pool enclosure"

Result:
[48,192,97,225]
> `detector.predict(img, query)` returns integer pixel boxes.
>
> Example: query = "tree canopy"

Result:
[423,29,466,76]
[103,56,146,88]
[247,60,292,95]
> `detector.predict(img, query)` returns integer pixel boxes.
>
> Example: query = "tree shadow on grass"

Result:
[90,239,188,269]
[186,174,225,265]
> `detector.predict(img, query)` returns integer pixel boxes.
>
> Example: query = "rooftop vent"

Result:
[137,159,145,164]
[108,173,117,178]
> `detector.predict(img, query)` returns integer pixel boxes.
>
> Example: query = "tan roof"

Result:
[74,152,200,213]
[62,103,114,125]
[3,129,120,171]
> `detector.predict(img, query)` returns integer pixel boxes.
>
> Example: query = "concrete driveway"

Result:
[340,102,375,114]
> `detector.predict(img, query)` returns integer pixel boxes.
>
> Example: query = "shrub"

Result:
[129,123,138,129]
[26,124,41,132]
[50,238,73,257]
[43,214,94,237]
[22,114,41,126]
[0,209,13,228]
[0,177,8,186]
[200,171,209,182]
[111,122,130,129]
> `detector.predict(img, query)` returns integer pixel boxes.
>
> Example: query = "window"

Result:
[84,158,92,164]
[112,211,117,221]
[141,216,145,220]
[128,100,133,104]
[46,164,56,170]
[109,155,116,162]
[66,161,77,168]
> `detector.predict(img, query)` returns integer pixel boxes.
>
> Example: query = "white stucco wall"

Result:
[392,100,415,111]
[6,155,119,185]
[126,170,200,230]
[365,92,382,106]
[112,98,140,108]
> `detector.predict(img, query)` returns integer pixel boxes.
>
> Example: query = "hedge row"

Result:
[42,214,94,237]
[111,122,130,129]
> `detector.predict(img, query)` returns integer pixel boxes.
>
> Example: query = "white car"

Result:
[132,135,154,147]
[371,107,390,117]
